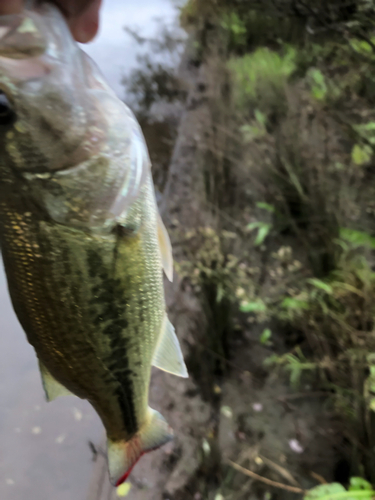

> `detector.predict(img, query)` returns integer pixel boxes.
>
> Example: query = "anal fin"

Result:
[39,362,74,402]
[152,314,188,378]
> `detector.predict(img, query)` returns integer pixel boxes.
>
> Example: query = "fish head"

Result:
[0,3,101,174]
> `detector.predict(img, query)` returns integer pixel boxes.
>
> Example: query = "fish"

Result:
[0,2,188,486]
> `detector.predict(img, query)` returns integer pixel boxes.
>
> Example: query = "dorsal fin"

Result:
[152,314,188,378]
[157,214,173,282]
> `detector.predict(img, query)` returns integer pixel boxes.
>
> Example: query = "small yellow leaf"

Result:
[352,144,372,165]
[369,398,375,412]
[117,483,131,497]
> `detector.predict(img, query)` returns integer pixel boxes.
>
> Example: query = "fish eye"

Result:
[0,92,16,127]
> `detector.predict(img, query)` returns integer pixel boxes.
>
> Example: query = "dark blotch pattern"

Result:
[86,249,137,435]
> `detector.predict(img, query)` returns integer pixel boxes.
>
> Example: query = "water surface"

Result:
[83,0,177,96]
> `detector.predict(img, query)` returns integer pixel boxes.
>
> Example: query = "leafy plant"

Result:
[352,122,375,145]
[350,37,375,58]
[240,109,267,141]
[256,201,275,213]
[305,477,375,500]
[308,68,328,101]
[220,11,247,48]
[176,0,375,489]
[307,278,333,295]
[339,228,375,250]
[247,221,272,246]
[264,348,317,389]
[240,299,267,314]
[245,202,276,246]
[352,144,373,165]
[228,46,296,114]
[260,328,272,345]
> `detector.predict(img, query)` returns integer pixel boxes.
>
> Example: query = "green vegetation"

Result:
[124,0,375,496]
[305,477,375,500]
[228,47,296,114]
[175,0,375,489]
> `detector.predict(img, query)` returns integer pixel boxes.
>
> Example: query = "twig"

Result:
[259,455,301,487]
[225,459,305,494]
[310,471,328,485]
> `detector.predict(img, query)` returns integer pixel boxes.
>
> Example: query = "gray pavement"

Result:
[0,259,104,500]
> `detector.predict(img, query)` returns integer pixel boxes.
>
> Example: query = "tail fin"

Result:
[107,408,173,486]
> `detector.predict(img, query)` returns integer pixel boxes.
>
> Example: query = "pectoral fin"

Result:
[157,214,173,282]
[39,362,74,402]
[152,314,188,378]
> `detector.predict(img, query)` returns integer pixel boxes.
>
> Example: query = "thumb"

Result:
[65,0,102,43]
[0,0,23,14]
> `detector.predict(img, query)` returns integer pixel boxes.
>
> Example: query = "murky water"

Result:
[83,0,177,97]
[0,1,176,499]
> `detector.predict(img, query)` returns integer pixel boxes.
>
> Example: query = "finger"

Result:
[65,0,102,43]
[0,0,23,15]
[48,0,94,18]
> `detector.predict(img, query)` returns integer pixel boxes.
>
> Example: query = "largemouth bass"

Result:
[0,2,188,486]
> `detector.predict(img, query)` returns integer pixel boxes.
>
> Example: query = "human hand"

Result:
[0,0,102,43]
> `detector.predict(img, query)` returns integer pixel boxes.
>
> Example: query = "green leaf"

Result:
[216,284,225,303]
[247,221,272,245]
[304,481,375,500]
[340,228,375,249]
[255,223,272,245]
[308,68,328,101]
[282,159,306,200]
[350,38,375,56]
[241,119,266,141]
[240,299,267,313]
[289,366,302,388]
[369,398,375,412]
[263,354,279,367]
[256,202,275,213]
[260,328,272,344]
[352,144,372,165]
[281,297,310,310]
[254,109,267,126]
[247,221,262,231]
[359,122,375,132]
[307,278,333,294]
[353,122,375,145]
[349,478,373,492]
[305,483,346,500]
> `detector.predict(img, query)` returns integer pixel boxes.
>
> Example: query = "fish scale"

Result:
[0,2,188,486]
[1,179,163,435]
